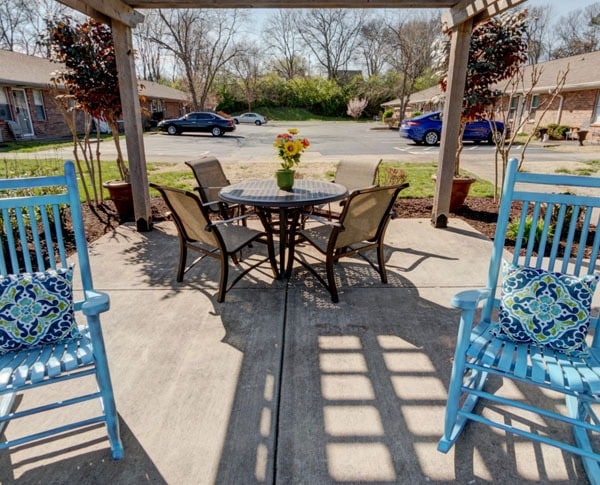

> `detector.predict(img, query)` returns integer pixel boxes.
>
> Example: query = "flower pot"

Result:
[103,180,134,222]
[276,169,295,191]
[432,175,476,212]
[449,177,476,212]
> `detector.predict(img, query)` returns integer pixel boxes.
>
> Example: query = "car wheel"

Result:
[423,130,439,146]
[487,133,496,145]
[167,125,178,136]
[211,127,223,137]
[255,120,262,126]
[234,119,239,124]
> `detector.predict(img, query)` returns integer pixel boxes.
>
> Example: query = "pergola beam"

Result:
[124,0,455,8]
[443,0,525,29]
[60,0,144,27]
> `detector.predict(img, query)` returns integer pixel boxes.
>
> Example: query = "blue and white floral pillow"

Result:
[493,261,599,355]
[0,267,79,353]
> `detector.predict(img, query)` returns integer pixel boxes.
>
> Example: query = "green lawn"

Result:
[0,156,496,202]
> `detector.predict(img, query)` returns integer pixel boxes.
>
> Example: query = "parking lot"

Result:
[21,120,600,184]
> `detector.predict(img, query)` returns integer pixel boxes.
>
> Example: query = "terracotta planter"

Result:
[432,175,476,212]
[449,177,476,212]
[103,180,134,222]
[276,169,295,191]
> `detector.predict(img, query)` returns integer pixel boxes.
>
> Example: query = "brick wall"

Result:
[503,88,600,142]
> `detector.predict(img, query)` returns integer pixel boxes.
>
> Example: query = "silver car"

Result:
[232,112,268,125]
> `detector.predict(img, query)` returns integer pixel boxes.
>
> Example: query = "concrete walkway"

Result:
[0,216,592,483]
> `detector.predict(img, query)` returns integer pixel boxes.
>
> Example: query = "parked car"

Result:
[158,112,236,136]
[399,111,506,146]
[232,112,268,125]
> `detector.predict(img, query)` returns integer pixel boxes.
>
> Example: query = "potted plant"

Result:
[432,10,528,210]
[45,17,132,221]
[273,128,310,190]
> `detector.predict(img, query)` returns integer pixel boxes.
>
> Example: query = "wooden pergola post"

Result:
[112,20,152,231]
[431,18,472,228]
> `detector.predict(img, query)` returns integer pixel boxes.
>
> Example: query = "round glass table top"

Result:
[219,179,348,208]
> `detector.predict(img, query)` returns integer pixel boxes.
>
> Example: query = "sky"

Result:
[527,0,598,17]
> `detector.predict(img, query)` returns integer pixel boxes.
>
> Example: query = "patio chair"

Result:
[185,156,247,221]
[150,183,278,302]
[295,183,408,302]
[0,161,123,459]
[317,159,382,219]
[438,158,600,483]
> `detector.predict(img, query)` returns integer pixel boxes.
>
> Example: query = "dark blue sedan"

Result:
[399,111,506,146]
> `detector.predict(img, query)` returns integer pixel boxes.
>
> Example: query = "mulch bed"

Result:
[81,196,502,245]
[80,196,594,259]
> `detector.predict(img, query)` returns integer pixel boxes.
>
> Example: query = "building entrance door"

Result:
[11,89,34,137]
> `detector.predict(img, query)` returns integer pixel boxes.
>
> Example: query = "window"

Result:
[594,91,600,124]
[528,94,539,121]
[508,95,521,121]
[0,88,10,121]
[33,90,46,121]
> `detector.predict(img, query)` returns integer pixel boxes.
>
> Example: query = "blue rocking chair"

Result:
[439,158,600,482]
[0,161,123,459]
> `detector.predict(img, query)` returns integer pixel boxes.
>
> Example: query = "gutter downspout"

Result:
[556,94,564,125]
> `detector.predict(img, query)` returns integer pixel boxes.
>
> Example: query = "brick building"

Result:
[0,49,189,142]
[383,50,600,142]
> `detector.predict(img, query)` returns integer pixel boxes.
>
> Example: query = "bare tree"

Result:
[357,16,389,77]
[551,3,600,58]
[526,5,553,64]
[0,0,71,55]
[492,65,569,196]
[134,10,166,82]
[154,9,241,110]
[231,42,263,111]
[263,9,306,80]
[385,12,440,123]
[298,9,364,81]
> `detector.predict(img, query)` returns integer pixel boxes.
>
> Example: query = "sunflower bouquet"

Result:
[274,128,310,170]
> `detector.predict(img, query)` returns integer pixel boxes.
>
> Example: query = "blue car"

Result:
[399,111,506,146]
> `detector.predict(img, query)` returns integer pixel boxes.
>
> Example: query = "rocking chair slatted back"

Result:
[0,161,122,459]
[483,162,600,344]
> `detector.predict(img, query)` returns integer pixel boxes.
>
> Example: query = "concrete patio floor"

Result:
[0,217,594,484]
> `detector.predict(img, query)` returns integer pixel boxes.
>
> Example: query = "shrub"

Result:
[382,109,394,121]
[546,124,570,140]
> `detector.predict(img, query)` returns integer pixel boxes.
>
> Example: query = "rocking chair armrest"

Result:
[82,290,110,315]
[451,288,491,311]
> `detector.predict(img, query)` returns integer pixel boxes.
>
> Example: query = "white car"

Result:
[232,112,268,125]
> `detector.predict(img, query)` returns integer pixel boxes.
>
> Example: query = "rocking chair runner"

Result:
[0,161,123,459]
[439,158,600,482]
[150,183,278,302]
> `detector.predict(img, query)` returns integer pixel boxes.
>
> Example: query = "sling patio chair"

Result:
[438,158,600,483]
[0,161,123,459]
[294,183,408,302]
[315,158,382,220]
[150,183,278,302]
[185,156,248,222]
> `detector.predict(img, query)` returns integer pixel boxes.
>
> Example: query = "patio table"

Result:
[219,179,348,278]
